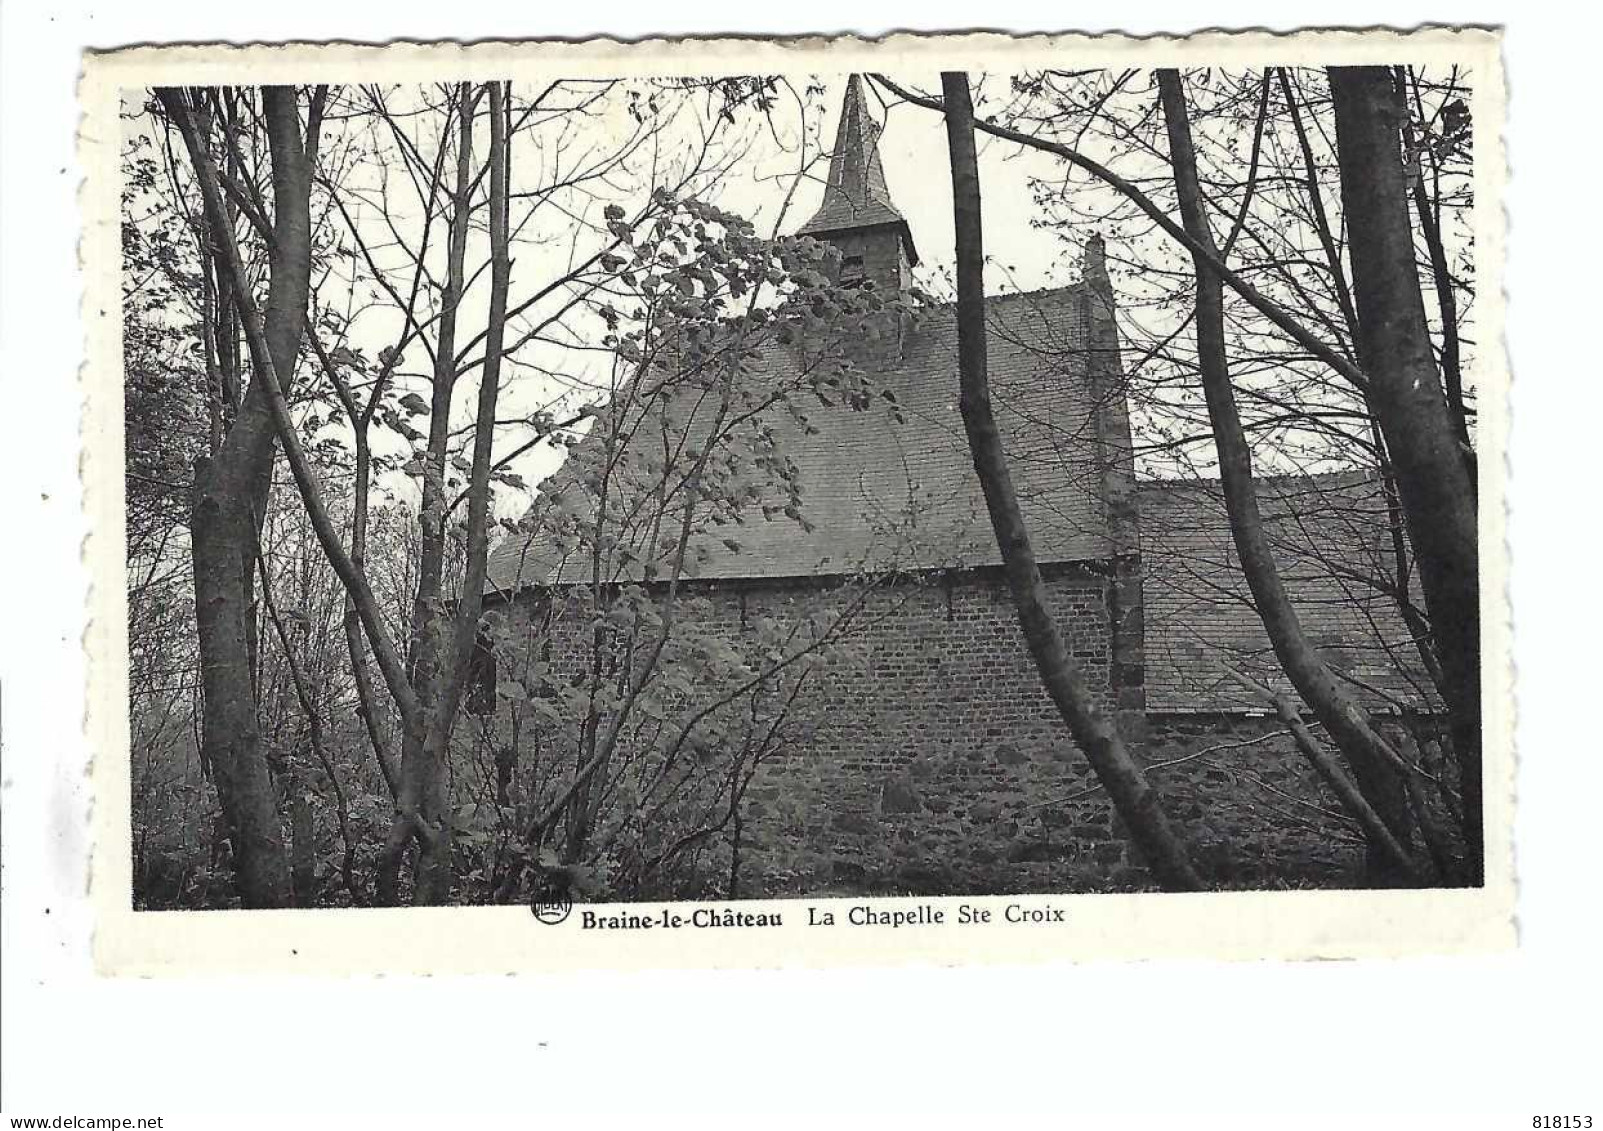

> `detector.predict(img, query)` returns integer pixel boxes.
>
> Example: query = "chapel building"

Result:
[479,76,1431,896]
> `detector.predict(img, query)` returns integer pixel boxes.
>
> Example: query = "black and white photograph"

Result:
[112,43,1498,921]
[13,4,1603,1122]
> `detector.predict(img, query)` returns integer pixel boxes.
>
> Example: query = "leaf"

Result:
[330,345,367,372]
[398,392,429,416]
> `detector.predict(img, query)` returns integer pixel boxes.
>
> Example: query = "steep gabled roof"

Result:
[485,284,1110,592]
[1141,473,1439,714]
[796,75,919,265]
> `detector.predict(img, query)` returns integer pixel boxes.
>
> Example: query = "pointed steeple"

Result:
[797,75,919,269]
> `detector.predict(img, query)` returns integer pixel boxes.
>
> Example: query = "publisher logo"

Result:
[530,875,572,925]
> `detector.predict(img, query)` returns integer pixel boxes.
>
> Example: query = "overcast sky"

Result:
[126,65,1474,517]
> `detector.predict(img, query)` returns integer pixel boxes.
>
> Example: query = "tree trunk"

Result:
[1158,70,1420,887]
[941,71,1202,892]
[377,82,512,906]
[189,468,291,907]
[376,86,479,905]
[1395,66,1475,466]
[162,85,317,908]
[1258,682,1420,875]
[289,785,315,902]
[1329,66,1483,884]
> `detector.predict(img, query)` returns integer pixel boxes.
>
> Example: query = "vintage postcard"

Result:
[82,27,1513,974]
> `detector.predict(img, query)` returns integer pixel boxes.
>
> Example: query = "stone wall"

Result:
[479,567,1381,899]
[1138,714,1363,889]
[736,565,1120,897]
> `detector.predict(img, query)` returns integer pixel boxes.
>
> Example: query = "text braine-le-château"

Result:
[580,907,783,930]
[577,902,1070,930]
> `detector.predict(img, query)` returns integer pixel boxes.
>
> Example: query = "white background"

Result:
[2,0,1599,1121]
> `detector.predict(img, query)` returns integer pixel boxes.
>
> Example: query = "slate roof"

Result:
[484,284,1110,592]
[483,325,1437,717]
[1140,473,1438,714]
[796,75,919,265]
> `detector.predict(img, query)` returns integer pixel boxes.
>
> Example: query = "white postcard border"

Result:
[82,26,1515,975]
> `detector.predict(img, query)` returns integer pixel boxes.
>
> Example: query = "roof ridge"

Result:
[1138,468,1381,490]
[908,280,1089,314]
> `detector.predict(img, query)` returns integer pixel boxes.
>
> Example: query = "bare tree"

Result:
[308,79,798,904]
[1157,68,1423,885]
[473,187,919,901]
[1328,66,1482,882]
[941,71,1202,892]
[155,85,327,907]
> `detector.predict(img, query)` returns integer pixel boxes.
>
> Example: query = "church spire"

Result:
[797,74,919,272]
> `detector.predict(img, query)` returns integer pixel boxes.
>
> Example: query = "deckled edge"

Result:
[79,26,1514,976]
